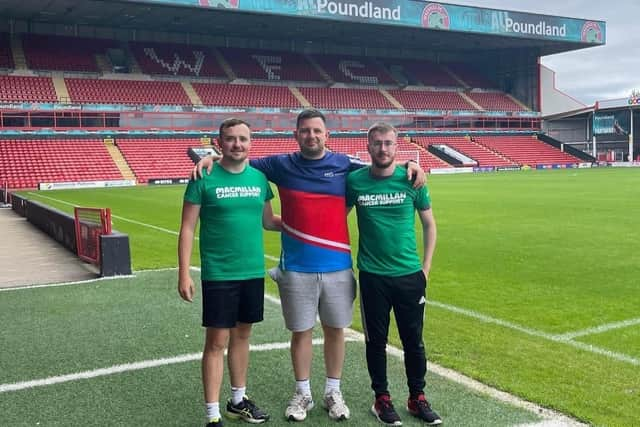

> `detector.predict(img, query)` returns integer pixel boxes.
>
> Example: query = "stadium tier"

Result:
[474,135,581,166]
[414,136,516,167]
[65,78,191,105]
[130,42,226,78]
[446,62,495,89]
[0,75,57,103]
[466,92,526,112]
[219,48,322,82]
[115,138,198,183]
[192,83,301,108]
[248,138,301,158]
[311,54,396,85]
[387,89,475,111]
[22,34,118,73]
[298,87,394,110]
[0,139,122,189]
[384,59,460,87]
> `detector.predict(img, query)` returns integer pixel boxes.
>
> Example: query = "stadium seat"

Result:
[130,41,226,78]
[22,34,118,72]
[297,87,394,110]
[387,89,476,111]
[0,33,14,69]
[192,83,301,108]
[116,138,199,183]
[0,75,58,103]
[310,54,395,85]
[413,136,516,167]
[474,135,581,166]
[65,78,191,105]
[0,139,123,189]
[219,47,323,82]
[466,92,526,112]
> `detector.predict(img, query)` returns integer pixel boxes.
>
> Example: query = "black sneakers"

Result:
[206,418,223,427]
[226,396,270,424]
[371,394,402,426]
[407,394,442,425]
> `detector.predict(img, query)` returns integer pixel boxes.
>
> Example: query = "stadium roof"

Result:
[0,0,605,56]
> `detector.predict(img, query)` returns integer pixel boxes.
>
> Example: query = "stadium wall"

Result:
[540,64,585,116]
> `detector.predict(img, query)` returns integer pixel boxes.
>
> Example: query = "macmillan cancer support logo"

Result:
[421,3,450,30]
[581,21,602,43]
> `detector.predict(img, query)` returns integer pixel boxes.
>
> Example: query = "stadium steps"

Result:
[288,86,312,108]
[304,54,333,84]
[52,76,71,103]
[180,81,203,106]
[378,88,404,109]
[212,47,236,80]
[10,35,27,70]
[443,66,469,88]
[122,43,143,74]
[95,54,112,73]
[459,91,483,111]
[506,94,530,111]
[104,140,136,181]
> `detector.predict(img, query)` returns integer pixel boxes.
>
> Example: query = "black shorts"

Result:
[201,278,265,328]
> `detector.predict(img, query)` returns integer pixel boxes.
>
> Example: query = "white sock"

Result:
[231,386,246,405]
[296,379,311,396]
[325,377,341,395]
[205,402,220,421]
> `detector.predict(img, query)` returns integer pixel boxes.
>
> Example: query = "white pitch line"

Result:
[428,301,640,366]
[0,339,332,394]
[557,317,640,340]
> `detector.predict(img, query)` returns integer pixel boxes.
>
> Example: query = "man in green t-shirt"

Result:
[346,123,441,426]
[178,118,281,427]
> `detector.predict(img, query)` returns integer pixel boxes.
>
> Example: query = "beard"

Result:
[371,154,394,169]
[298,140,325,158]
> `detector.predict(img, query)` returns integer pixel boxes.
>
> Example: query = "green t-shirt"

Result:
[183,163,273,281]
[346,165,431,277]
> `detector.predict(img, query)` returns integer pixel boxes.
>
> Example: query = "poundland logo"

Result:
[505,17,566,37]
[317,0,401,21]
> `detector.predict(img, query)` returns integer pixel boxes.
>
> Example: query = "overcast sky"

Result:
[455,1,640,105]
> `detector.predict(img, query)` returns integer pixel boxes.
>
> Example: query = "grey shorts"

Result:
[269,267,356,332]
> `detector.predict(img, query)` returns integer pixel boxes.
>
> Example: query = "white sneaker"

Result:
[323,389,350,421]
[285,391,314,421]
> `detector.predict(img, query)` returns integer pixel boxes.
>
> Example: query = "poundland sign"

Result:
[139,0,605,44]
[316,0,400,21]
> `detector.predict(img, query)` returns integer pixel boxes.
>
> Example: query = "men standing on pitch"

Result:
[194,109,425,422]
[178,118,281,427]
[346,123,442,426]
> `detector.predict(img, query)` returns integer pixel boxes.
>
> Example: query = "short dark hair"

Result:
[296,109,326,129]
[367,122,397,142]
[219,118,251,139]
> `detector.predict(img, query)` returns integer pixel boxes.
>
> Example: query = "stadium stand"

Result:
[414,136,515,167]
[298,87,394,110]
[192,83,301,108]
[0,75,58,103]
[0,33,14,69]
[0,139,123,189]
[474,135,581,166]
[248,138,301,158]
[65,78,191,105]
[446,62,495,88]
[466,91,526,112]
[387,89,476,111]
[384,59,460,87]
[22,34,118,72]
[312,54,395,85]
[115,138,198,183]
[129,41,226,78]
[219,48,322,82]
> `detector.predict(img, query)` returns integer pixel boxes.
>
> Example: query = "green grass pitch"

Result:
[5,167,640,426]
